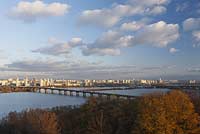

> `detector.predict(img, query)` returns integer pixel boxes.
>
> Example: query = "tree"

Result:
[185,90,200,115]
[87,110,108,134]
[134,90,200,134]
[25,109,60,134]
[2,109,60,134]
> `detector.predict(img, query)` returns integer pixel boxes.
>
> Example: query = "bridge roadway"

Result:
[28,87,137,100]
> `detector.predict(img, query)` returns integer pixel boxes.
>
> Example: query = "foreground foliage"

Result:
[134,90,200,134]
[0,90,199,134]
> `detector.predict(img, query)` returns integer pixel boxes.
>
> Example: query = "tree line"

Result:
[0,90,199,134]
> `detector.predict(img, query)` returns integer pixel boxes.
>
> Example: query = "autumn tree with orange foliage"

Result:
[1,109,60,134]
[134,90,200,134]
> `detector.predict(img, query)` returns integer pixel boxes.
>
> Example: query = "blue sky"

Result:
[0,0,199,80]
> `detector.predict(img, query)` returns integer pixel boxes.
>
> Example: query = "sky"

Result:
[0,0,199,80]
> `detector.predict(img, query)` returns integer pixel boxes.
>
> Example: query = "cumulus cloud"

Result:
[81,21,179,56]
[183,18,200,31]
[32,21,179,57]
[169,48,179,53]
[81,30,134,56]
[120,21,145,31]
[78,9,121,27]
[192,30,200,47]
[131,21,179,47]
[9,0,70,22]
[32,37,83,56]
[183,18,200,48]
[128,0,169,6]
[193,31,200,41]
[78,0,169,27]
[88,30,134,48]
[147,6,166,15]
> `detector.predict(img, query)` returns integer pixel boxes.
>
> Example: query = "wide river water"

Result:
[0,88,169,118]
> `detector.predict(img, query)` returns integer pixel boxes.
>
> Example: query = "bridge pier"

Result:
[90,93,94,97]
[67,91,71,96]
[76,91,80,97]
[83,92,86,98]
[58,90,62,95]
[70,91,73,96]
[34,88,39,93]
[64,91,67,96]
[48,89,53,94]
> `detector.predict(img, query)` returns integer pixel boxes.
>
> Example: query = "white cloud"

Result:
[32,21,179,57]
[193,31,200,41]
[147,6,166,15]
[82,21,179,56]
[183,18,200,48]
[131,21,179,47]
[169,48,179,53]
[78,9,121,27]
[91,30,134,48]
[81,30,134,56]
[82,47,121,56]
[192,30,200,47]
[183,18,200,31]
[120,21,145,31]
[9,1,70,22]
[128,0,169,6]
[32,37,83,56]
[78,0,169,27]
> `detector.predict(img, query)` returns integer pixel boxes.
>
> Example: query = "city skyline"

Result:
[0,0,199,80]
[0,77,199,88]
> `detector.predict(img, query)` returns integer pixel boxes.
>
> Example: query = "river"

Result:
[0,92,86,118]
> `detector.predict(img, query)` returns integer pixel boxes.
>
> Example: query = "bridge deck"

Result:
[39,87,137,99]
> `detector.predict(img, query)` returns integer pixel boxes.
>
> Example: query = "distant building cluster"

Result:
[0,77,199,87]
[0,78,133,87]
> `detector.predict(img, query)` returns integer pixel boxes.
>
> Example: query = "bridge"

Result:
[37,87,136,100]
[1,86,137,99]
